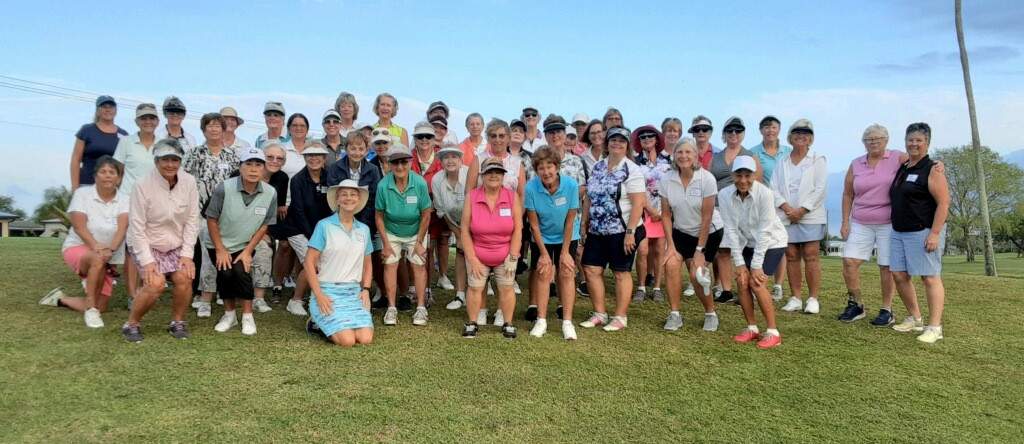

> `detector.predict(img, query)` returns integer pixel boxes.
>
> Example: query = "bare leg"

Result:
[59,251,105,313]
[354,327,374,345]
[773,258,786,289]
[921,276,945,326]
[879,266,895,309]
[842,258,864,302]
[752,277,778,329]
[169,270,192,322]
[558,266,576,321]
[412,263,427,307]
[892,271,921,318]
[736,272,757,325]
[384,262,399,307]
[533,261,554,319]
[498,284,516,323]
[292,265,308,302]
[802,242,822,298]
[665,254,683,311]
[612,271,632,317]
[584,266,606,313]
[465,287,484,321]
[125,257,138,300]
[715,250,734,292]
[272,242,294,287]
[454,251,467,293]
[785,244,804,300]
[636,238,649,288]
[649,238,664,289]
[128,274,165,324]
[331,330,356,347]
[240,299,253,315]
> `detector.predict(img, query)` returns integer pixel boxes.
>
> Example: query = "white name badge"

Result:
[554,196,568,207]
[687,188,702,197]
[218,163,230,172]
[254,207,267,216]
[499,208,512,217]
[406,195,418,204]
[907,174,919,182]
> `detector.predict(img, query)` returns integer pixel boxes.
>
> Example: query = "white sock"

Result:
[654,287,661,291]
[638,286,646,292]
[456,291,465,300]
[417,305,426,310]
[528,304,537,309]
[242,312,254,320]
[670,311,680,316]
[223,310,236,317]
[746,325,759,334]
[705,312,718,317]
[562,319,573,326]
[766,328,780,336]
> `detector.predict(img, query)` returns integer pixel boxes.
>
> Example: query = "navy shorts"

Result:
[741,247,786,272]
[581,226,647,272]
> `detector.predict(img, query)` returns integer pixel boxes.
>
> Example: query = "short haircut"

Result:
[465,112,484,128]
[334,92,360,120]
[862,123,889,140]
[905,122,931,142]
[93,155,124,177]
[531,145,561,170]
[602,107,623,127]
[346,131,368,147]
[286,113,309,135]
[670,138,700,172]
[199,113,225,132]
[373,92,398,116]
[485,118,509,136]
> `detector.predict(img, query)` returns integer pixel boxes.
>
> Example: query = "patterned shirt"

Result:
[560,152,588,187]
[636,151,672,212]
[182,143,241,209]
[586,158,645,235]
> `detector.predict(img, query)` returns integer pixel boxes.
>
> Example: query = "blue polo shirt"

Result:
[524,174,581,244]
[308,214,373,283]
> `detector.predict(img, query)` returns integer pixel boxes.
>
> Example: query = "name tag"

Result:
[254,207,267,216]
[554,196,567,207]
[687,188,702,197]
[218,162,230,172]
[907,174,919,182]
[354,233,366,245]
[406,195,418,204]
[499,208,512,217]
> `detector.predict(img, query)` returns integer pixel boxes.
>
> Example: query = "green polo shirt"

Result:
[375,171,432,237]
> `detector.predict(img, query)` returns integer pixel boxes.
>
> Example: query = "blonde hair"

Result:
[671,138,700,172]
[335,92,360,120]
[373,92,398,117]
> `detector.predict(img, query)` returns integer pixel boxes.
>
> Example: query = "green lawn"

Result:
[1,238,1021,443]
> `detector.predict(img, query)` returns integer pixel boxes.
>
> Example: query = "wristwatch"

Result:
[625,228,635,235]
[361,287,371,293]
[695,246,705,253]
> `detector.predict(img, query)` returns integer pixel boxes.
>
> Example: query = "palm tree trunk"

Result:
[955,0,997,276]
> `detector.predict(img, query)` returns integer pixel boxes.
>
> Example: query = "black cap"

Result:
[427,101,449,116]
[759,115,781,128]
[510,119,526,130]
[429,115,448,129]
[162,96,186,113]
[542,114,567,133]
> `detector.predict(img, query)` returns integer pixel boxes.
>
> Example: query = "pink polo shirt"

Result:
[468,186,515,267]
[850,149,903,225]
[128,169,201,266]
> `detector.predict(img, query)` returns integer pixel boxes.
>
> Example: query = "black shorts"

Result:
[581,226,647,273]
[529,240,580,270]
[741,247,786,272]
[672,228,724,262]
[206,249,255,300]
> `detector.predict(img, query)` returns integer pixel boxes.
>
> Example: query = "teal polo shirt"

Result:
[375,171,432,237]
[524,174,581,244]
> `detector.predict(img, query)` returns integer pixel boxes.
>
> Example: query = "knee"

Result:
[665,255,682,270]
[892,271,910,283]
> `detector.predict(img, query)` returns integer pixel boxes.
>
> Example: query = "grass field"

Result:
[1,238,1022,443]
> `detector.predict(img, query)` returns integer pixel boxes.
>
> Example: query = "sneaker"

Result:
[530,318,547,337]
[702,313,720,332]
[757,332,783,349]
[513,281,522,295]
[39,288,64,306]
[254,298,273,313]
[644,274,655,289]
[462,322,479,338]
[283,276,296,288]
[412,307,429,326]
[241,314,257,336]
[476,309,488,326]
[191,295,202,309]
[167,321,190,340]
[371,292,389,309]
[270,286,283,304]
[781,297,803,312]
[663,312,684,331]
[632,288,646,303]
[214,313,238,332]
[837,300,865,322]
[216,297,223,306]
[492,309,505,326]
[772,284,784,302]
[602,316,627,332]
[501,323,517,339]
[712,285,723,300]
[396,295,414,311]
[579,312,608,328]
[305,318,329,342]
[83,308,104,328]
[524,305,538,322]
[916,326,943,344]
[562,320,577,340]
[803,297,820,314]
[121,323,143,343]
[383,307,398,325]
[286,299,308,316]
[196,302,212,318]
[870,308,896,327]
[437,274,455,290]
[733,328,760,343]
[714,290,735,304]
[652,288,665,303]
[893,316,924,333]
[683,283,695,297]
[446,295,465,310]
[576,281,589,297]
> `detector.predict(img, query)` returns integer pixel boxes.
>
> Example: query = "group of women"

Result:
[42,93,952,347]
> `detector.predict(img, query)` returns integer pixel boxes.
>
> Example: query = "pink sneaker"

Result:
[756,333,782,349]
[579,312,608,328]
[733,329,760,343]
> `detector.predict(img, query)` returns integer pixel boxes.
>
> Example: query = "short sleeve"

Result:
[523,185,536,211]
[204,184,227,219]
[566,178,580,209]
[417,182,432,211]
[75,124,90,141]
[308,220,328,252]
[362,224,373,256]
[116,191,130,215]
[262,190,278,225]
[374,181,387,210]
[67,188,88,214]
[625,165,646,194]
[701,172,718,198]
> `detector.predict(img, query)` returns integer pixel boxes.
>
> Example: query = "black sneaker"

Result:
[524,305,538,322]
[462,322,479,338]
[306,318,330,342]
[121,324,143,343]
[577,281,589,297]
[714,290,735,304]
[556,305,564,320]
[644,274,655,289]
[270,286,283,304]
[167,321,190,340]
[396,295,414,311]
[501,323,517,339]
[870,308,895,326]
[838,300,866,322]
[371,293,389,309]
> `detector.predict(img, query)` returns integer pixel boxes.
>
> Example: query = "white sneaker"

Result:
[283,276,296,288]
[487,284,495,296]
[445,294,465,310]
[39,288,64,306]
[197,302,213,318]
[253,298,273,313]
[781,297,803,312]
[893,316,925,333]
[476,309,488,326]
[530,318,547,337]
[286,299,308,316]
[413,307,429,326]
[191,295,201,308]
[772,284,784,302]
[492,309,505,326]
[562,320,577,340]
[241,314,257,336]
[384,307,398,325]
[437,275,455,290]
[83,308,104,328]
[214,312,238,332]
[803,297,820,314]
[513,281,522,295]
[215,296,223,306]
[683,283,695,297]
[917,326,943,344]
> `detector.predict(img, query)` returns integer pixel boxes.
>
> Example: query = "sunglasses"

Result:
[690,127,711,134]
[372,129,390,136]
[487,133,508,138]
[638,133,658,141]
[523,112,538,118]
[323,119,341,125]
[724,128,744,134]
[374,141,389,146]
[414,134,434,140]
[389,159,410,165]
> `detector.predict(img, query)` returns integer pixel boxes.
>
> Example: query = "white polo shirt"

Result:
[155,126,197,153]
[112,133,155,197]
[62,185,131,264]
[658,168,723,236]
[308,214,373,284]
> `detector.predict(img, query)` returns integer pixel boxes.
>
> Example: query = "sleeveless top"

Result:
[890,155,937,233]
[710,146,754,190]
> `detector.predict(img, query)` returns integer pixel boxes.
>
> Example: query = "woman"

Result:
[578,127,646,332]
[375,145,433,326]
[460,158,523,339]
[70,95,128,190]
[220,106,251,153]
[321,109,346,166]
[579,120,605,176]
[121,139,199,343]
[709,117,758,304]
[602,107,624,129]
[255,101,290,149]
[281,113,312,179]
[508,119,534,180]
[771,119,827,315]
[372,92,409,146]
[156,96,197,153]
[40,157,129,329]
[719,156,787,349]
[459,113,485,163]
[248,143,290,311]
[183,113,241,319]
[410,121,445,300]
[687,115,715,169]
[662,117,683,149]
[659,139,725,332]
[113,103,160,300]
[305,179,375,347]
[631,125,671,303]
[750,115,792,301]
[889,123,950,344]
[334,91,362,136]
[524,147,581,339]
[571,113,590,154]
[431,146,470,310]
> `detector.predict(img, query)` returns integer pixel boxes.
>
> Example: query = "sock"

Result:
[766,328,780,336]
[638,286,646,292]
[670,310,680,316]
[654,287,661,291]
[881,306,892,311]
[456,291,465,300]
[746,325,760,334]
[705,311,717,317]
[223,310,236,317]
[417,305,426,310]
[562,319,573,326]
[528,304,537,309]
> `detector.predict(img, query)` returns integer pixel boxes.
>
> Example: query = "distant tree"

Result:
[936,146,1024,262]
[32,186,72,225]
[0,195,27,219]
[995,204,1024,257]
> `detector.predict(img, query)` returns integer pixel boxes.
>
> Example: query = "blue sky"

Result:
[2,0,1023,213]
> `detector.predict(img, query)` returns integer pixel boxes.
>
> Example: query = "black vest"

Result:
[890,155,936,232]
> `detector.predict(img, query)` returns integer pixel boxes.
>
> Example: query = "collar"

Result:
[154,170,184,191]
[234,178,265,195]
[90,185,121,203]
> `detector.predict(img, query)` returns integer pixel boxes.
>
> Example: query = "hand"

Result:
[234,250,253,272]
[691,252,706,271]
[559,252,576,274]
[536,254,553,279]
[381,243,396,262]
[315,293,333,316]
[788,211,803,224]
[143,263,162,288]
[277,206,288,220]
[215,248,232,271]
[179,257,195,280]
[840,223,850,240]
[925,232,941,252]
[752,268,768,286]
[502,255,517,280]
[469,258,487,280]
[735,265,750,282]
[624,233,636,254]
[360,289,371,310]
[414,242,427,262]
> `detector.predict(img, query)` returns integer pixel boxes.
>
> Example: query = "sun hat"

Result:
[327,179,369,213]
[386,143,412,162]
[219,107,244,125]
[413,121,436,137]
[438,145,463,159]
[542,114,567,132]
[789,118,814,135]
[301,145,331,156]
[480,157,508,175]
[688,115,713,134]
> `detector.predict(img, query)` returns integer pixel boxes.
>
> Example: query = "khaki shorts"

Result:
[467,257,517,289]
[383,232,429,266]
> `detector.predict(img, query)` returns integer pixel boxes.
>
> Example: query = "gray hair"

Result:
[485,118,509,136]
[373,92,398,116]
[465,112,484,128]
[334,92,360,120]
[671,137,700,172]
[862,123,889,140]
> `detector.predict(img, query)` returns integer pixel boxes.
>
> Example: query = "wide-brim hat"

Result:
[327,179,369,213]
[220,106,244,125]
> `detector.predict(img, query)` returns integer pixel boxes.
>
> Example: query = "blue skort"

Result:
[309,282,373,336]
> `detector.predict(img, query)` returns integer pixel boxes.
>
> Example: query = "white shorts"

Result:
[288,235,310,263]
[383,232,428,266]
[841,222,892,266]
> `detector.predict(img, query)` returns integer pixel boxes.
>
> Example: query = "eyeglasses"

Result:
[638,133,658,141]
[266,155,285,162]
[863,137,886,143]
[323,119,341,125]
[724,128,744,134]
[523,112,538,118]
[389,159,410,165]
[289,124,308,129]
[415,134,434,140]
[487,133,508,139]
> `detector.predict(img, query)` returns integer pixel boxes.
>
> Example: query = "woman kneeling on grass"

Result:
[305,179,375,347]
[718,156,787,349]
[41,156,129,328]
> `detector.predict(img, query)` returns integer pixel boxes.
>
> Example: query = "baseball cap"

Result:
[480,157,507,175]
[386,144,412,162]
[327,179,369,213]
[95,95,116,107]
[789,118,814,134]
[238,146,266,163]
[427,101,449,116]
[566,127,577,137]
[263,101,285,115]
[731,155,758,173]
[688,115,713,133]
[162,96,186,113]
[605,127,630,142]
[759,115,781,128]
[371,127,392,144]
[322,109,342,122]
[522,106,539,116]
[135,103,159,119]
[153,138,184,159]
[302,145,330,156]
[413,120,435,136]
[572,113,590,125]
[510,119,526,131]
[220,107,244,125]
[438,145,463,158]
[429,116,448,129]
[542,114,567,133]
